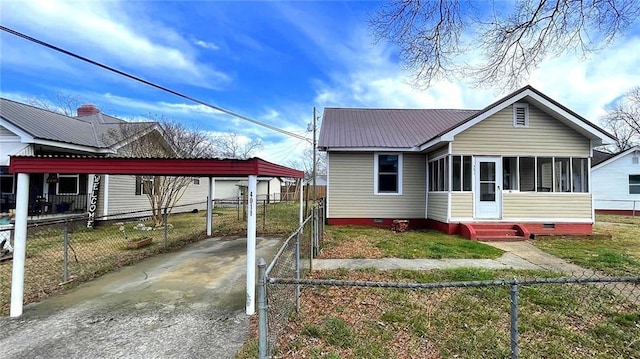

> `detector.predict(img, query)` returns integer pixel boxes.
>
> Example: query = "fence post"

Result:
[295,229,301,312]
[510,280,519,359]
[63,221,69,282]
[263,199,267,232]
[163,208,168,248]
[257,258,269,359]
[313,207,318,257]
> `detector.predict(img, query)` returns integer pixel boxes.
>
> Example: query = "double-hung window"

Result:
[629,175,640,194]
[375,153,402,194]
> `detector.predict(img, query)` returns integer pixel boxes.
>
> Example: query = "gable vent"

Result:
[513,103,529,127]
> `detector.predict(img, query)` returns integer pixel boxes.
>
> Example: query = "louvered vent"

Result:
[513,104,529,127]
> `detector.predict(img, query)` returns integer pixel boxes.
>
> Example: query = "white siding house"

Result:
[592,146,640,214]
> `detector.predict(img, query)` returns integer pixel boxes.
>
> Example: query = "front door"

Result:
[474,157,502,219]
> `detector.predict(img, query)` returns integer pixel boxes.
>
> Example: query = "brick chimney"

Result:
[77,104,100,117]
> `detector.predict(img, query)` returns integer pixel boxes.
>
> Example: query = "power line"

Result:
[0,25,311,143]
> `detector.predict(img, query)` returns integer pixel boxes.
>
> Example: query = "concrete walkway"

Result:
[313,241,640,304]
[313,251,543,271]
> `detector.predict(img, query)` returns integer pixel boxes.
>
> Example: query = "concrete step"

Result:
[474,228,519,236]
[476,235,526,242]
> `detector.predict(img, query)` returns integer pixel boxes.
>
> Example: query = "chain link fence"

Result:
[256,200,640,358]
[1,199,300,316]
[259,200,325,356]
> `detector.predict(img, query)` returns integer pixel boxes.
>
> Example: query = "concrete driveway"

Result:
[0,236,283,359]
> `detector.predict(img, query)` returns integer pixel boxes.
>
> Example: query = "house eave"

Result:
[322,146,419,153]
[592,146,640,171]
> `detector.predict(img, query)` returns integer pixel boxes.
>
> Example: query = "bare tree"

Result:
[288,147,326,179]
[371,0,640,89]
[107,119,215,226]
[602,86,640,152]
[27,92,87,116]
[210,132,263,159]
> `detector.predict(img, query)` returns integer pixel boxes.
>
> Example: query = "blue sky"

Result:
[2,1,640,166]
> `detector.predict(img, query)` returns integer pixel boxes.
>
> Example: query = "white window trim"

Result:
[513,103,529,128]
[57,174,79,195]
[629,174,640,195]
[374,153,403,195]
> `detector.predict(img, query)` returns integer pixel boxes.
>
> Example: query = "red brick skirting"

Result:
[327,218,592,236]
[595,209,639,216]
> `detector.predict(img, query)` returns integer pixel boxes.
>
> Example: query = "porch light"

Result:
[46,173,59,184]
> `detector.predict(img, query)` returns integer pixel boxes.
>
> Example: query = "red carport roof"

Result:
[9,155,304,178]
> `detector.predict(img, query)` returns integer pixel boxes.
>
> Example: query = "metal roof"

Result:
[318,85,615,150]
[0,98,155,149]
[318,108,478,149]
[9,155,304,178]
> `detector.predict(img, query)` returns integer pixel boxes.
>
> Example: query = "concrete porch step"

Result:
[476,235,526,242]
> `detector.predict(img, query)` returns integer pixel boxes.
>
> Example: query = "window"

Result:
[57,174,79,194]
[572,158,589,192]
[0,167,14,193]
[519,157,535,191]
[503,157,518,190]
[192,178,200,185]
[513,103,529,127]
[629,175,640,194]
[375,154,402,194]
[450,155,472,192]
[452,156,462,191]
[462,156,472,191]
[135,176,155,195]
[536,157,553,192]
[554,158,571,192]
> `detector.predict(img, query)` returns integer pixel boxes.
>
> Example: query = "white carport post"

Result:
[246,174,258,315]
[206,177,214,236]
[299,178,304,225]
[10,173,29,317]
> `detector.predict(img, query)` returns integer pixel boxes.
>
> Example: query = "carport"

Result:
[8,155,304,317]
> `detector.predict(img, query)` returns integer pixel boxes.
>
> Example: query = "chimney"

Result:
[77,104,100,117]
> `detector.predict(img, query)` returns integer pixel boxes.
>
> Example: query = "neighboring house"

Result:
[318,85,615,240]
[592,146,640,214]
[0,98,210,219]
[214,177,283,203]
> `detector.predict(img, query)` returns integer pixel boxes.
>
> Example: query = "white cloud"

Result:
[0,0,229,88]
[193,39,220,51]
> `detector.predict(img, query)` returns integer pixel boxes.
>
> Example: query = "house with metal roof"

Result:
[318,85,615,240]
[0,98,281,221]
[591,146,640,215]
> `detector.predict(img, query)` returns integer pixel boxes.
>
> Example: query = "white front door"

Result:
[474,157,502,219]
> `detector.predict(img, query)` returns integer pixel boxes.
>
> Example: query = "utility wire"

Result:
[0,25,311,143]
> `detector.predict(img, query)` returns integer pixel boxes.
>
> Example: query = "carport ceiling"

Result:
[9,155,304,178]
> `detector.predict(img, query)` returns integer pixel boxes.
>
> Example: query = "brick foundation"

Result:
[327,218,592,236]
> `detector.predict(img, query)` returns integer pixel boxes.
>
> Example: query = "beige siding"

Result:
[328,152,426,218]
[427,193,448,222]
[452,104,590,156]
[450,192,473,218]
[503,193,592,220]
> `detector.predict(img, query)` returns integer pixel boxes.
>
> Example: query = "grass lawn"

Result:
[533,213,640,276]
[237,268,639,359]
[320,226,503,259]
